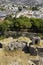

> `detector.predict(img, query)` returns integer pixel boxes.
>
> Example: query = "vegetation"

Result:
[30,18,43,32]
[0,15,43,38]
[30,6,39,11]
[0,7,5,11]
[18,6,22,11]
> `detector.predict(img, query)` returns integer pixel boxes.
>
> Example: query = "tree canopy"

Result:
[0,15,43,35]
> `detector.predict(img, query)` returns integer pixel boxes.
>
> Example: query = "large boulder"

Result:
[29,45,38,56]
[14,42,26,49]
[8,42,15,51]
[7,41,26,51]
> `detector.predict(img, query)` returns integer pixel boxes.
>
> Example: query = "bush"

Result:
[0,15,43,36]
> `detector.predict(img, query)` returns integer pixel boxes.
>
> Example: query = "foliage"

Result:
[15,16,32,29]
[31,6,39,11]
[0,7,5,11]
[30,18,43,32]
[18,6,22,11]
[0,15,43,36]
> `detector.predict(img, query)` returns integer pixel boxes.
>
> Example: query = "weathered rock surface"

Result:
[8,41,26,51]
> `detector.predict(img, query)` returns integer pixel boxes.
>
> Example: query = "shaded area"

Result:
[22,43,29,53]
[0,43,2,48]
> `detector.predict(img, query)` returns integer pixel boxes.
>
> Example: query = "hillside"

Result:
[0,0,43,6]
[0,49,38,65]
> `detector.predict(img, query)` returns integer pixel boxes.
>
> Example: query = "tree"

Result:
[30,18,43,32]
[17,16,32,29]
[18,6,22,11]
[5,15,13,21]
[32,6,39,11]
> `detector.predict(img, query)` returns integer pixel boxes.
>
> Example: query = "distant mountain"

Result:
[37,0,43,3]
[0,0,43,6]
[0,0,43,3]
[10,0,43,7]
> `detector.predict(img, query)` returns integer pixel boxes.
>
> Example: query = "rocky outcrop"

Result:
[29,45,38,56]
[7,41,26,51]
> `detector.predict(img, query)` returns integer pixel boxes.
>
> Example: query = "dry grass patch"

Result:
[0,49,30,65]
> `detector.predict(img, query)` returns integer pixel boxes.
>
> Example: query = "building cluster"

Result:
[16,9,43,18]
[0,3,43,20]
[0,3,18,20]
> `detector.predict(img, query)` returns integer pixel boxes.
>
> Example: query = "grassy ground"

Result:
[0,37,40,65]
[0,49,38,65]
[0,49,29,65]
